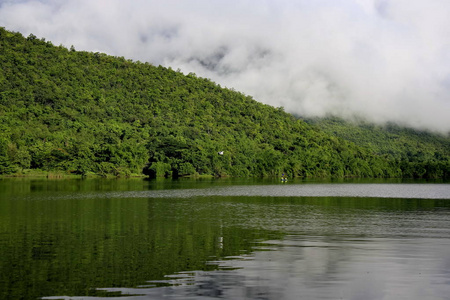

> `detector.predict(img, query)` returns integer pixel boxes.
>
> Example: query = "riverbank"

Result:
[0,169,147,179]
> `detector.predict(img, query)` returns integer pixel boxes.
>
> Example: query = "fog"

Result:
[1,0,449,132]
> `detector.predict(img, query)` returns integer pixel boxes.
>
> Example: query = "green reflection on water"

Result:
[0,178,449,299]
[0,179,278,299]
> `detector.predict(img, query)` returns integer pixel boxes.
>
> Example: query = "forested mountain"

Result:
[0,28,448,178]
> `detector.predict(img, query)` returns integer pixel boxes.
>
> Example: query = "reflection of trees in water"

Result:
[139,233,450,300]
[0,194,282,299]
[3,182,450,299]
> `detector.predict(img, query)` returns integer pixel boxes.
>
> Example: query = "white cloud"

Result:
[1,0,449,132]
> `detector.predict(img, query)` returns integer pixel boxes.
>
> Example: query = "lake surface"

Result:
[0,178,449,300]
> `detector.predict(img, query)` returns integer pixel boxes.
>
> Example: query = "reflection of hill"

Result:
[82,195,450,300]
[0,184,281,299]
[1,179,449,299]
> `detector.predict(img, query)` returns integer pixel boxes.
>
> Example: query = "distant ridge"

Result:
[306,117,450,178]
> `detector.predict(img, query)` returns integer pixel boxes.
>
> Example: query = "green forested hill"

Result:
[306,117,450,178]
[0,28,447,178]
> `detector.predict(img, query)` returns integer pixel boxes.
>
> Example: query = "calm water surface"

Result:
[0,178,449,300]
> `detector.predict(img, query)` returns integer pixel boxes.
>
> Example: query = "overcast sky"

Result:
[1,0,450,133]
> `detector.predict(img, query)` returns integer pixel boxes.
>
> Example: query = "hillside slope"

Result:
[0,28,446,178]
[306,117,450,178]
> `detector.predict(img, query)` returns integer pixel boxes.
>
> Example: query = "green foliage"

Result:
[306,117,450,179]
[1,27,448,178]
[0,138,16,174]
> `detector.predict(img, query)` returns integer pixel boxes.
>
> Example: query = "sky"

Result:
[1,0,450,133]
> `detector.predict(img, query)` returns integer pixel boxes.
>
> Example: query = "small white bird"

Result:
[218,151,224,155]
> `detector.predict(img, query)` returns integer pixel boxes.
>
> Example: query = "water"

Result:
[0,178,449,300]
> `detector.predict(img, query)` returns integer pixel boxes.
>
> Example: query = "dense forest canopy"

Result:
[306,117,450,179]
[0,28,448,178]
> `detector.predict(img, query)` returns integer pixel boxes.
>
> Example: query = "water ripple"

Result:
[81,183,450,200]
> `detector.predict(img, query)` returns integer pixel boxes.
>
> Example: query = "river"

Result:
[0,178,449,300]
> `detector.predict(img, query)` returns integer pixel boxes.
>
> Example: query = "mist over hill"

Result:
[1,0,450,133]
[0,28,449,178]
